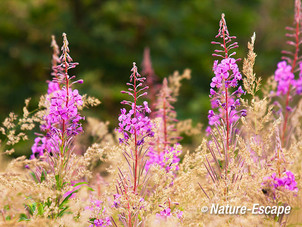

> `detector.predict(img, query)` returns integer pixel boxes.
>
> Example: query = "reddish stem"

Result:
[163,98,168,152]
[282,87,291,146]
[60,59,69,156]
[133,68,138,194]
[281,16,300,146]
[123,183,132,227]
[222,19,230,152]
[225,87,230,151]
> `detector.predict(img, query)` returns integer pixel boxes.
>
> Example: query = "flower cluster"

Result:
[118,63,154,146]
[262,171,298,193]
[112,194,121,208]
[207,15,246,135]
[118,101,153,145]
[274,61,302,95]
[156,208,183,220]
[31,34,84,159]
[47,81,60,94]
[86,200,112,227]
[145,146,181,172]
[115,63,154,225]
[210,58,242,89]
[30,136,54,159]
[42,88,84,136]
[208,58,246,128]
[156,200,183,221]
[274,61,295,95]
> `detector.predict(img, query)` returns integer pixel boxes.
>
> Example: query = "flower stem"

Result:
[222,16,230,153]
[225,87,230,152]
[133,67,138,194]
[282,15,300,146]
[281,87,291,146]
[163,98,168,152]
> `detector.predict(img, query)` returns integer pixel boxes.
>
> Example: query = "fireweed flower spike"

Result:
[31,33,84,186]
[208,13,246,151]
[145,78,181,173]
[199,14,247,197]
[31,34,83,159]
[116,62,153,226]
[27,33,85,219]
[141,47,159,113]
[273,0,302,146]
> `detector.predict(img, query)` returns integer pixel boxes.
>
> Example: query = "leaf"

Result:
[59,190,79,209]
[5,215,11,221]
[18,213,30,222]
[37,203,44,216]
[30,172,38,183]
[73,181,88,187]
[45,198,52,207]
[40,170,47,182]
[27,202,36,216]
[55,174,64,190]
[87,187,94,191]
[58,206,69,217]
[73,181,94,191]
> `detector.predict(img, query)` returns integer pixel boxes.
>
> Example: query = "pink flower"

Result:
[208,58,246,128]
[274,61,295,95]
[262,171,298,192]
[146,146,181,172]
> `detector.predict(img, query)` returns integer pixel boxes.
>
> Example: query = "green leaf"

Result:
[5,215,11,221]
[87,187,94,191]
[73,182,94,192]
[55,174,64,190]
[18,213,30,222]
[73,182,88,187]
[30,172,38,183]
[37,203,44,216]
[27,202,36,216]
[89,218,97,224]
[58,206,69,217]
[40,170,47,182]
[59,190,79,209]
[45,198,52,207]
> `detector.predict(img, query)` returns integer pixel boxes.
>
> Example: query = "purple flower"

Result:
[177,211,183,219]
[146,146,181,172]
[294,63,302,94]
[91,217,112,227]
[87,199,112,227]
[31,34,84,159]
[211,58,241,89]
[31,136,54,159]
[113,194,121,208]
[156,208,171,218]
[274,61,295,95]
[47,81,60,94]
[208,58,246,129]
[118,63,153,146]
[118,105,153,145]
[262,171,298,193]
[156,207,183,220]
[44,87,84,136]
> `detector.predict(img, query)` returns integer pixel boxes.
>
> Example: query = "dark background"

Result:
[0,0,296,155]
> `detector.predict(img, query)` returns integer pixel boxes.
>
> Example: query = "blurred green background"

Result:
[0,0,296,154]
